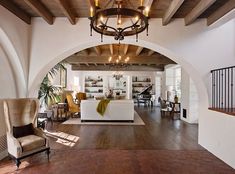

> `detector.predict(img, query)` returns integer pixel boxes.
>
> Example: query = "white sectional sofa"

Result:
[81,100,134,122]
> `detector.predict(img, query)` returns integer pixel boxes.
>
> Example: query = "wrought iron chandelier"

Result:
[108,44,130,69]
[89,0,149,42]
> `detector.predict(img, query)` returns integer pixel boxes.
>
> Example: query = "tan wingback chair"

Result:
[3,98,50,168]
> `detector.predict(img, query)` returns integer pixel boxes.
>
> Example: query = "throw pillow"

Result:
[13,123,34,138]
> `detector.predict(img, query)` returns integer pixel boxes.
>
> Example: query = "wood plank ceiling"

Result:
[0,0,234,26]
[1,0,234,71]
[65,44,176,71]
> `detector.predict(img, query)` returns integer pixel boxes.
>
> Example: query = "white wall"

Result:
[0,6,31,97]
[0,10,234,168]
[181,68,199,123]
[0,46,17,98]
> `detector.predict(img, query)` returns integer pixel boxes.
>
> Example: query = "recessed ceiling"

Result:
[65,44,176,71]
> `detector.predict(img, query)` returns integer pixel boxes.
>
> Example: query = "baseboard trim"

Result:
[199,141,235,169]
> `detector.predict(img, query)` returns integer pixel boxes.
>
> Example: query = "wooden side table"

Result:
[52,103,69,121]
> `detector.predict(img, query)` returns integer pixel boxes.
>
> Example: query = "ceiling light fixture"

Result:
[89,0,149,42]
[108,44,130,68]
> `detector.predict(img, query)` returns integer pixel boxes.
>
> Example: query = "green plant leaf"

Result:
[38,62,66,108]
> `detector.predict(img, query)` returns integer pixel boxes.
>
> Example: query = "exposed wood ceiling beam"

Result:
[144,0,154,9]
[23,0,54,24]
[184,0,216,26]
[66,55,176,65]
[109,44,114,55]
[88,0,95,8]
[82,49,89,55]
[0,0,31,24]
[123,44,129,55]
[148,50,155,56]
[56,0,76,24]
[94,46,101,55]
[72,64,164,71]
[136,47,144,56]
[207,0,235,26]
[162,0,185,25]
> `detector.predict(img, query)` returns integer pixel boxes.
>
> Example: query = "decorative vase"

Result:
[174,95,179,103]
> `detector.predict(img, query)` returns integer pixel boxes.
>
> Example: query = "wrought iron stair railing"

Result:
[210,66,235,116]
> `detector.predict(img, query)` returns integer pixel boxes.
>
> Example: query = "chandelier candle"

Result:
[90,7,94,17]
[95,0,99,7]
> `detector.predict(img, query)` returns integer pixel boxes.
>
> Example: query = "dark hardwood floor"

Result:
[0,106,234,174]
[48,106,202,151]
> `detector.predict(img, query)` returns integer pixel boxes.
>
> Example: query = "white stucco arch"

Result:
[28,38,207,111]
[0,28,26,97]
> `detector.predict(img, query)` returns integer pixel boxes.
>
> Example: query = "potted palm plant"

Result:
[38,62,66,111]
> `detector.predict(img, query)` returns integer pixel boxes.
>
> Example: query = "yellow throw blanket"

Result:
[96,99,110,116]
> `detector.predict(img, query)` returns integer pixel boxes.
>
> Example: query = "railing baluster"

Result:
[225,69,226,110]
[222,70,224,108]
[228,69,231,111]
[218,70,221,108]
[232,68,234,111]
[217,70,218,108]
[213,71,215,108]
[212,71,213,107]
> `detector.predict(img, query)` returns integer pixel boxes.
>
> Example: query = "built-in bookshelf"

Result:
[84,76,103,98]
[132,76,152,99]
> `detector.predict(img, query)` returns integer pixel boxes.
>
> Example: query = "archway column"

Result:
[0,28,27,97]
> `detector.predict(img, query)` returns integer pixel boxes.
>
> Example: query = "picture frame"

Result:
[60,68,67,88]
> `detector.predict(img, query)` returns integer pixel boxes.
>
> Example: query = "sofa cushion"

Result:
[17,135,46,152]
[13,123,34,138]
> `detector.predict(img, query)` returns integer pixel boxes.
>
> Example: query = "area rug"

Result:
[62,111,145,125]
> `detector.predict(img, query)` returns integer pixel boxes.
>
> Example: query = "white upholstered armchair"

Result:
[3,98,50,168]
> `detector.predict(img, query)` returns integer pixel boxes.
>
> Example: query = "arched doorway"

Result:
[28,39,208,121]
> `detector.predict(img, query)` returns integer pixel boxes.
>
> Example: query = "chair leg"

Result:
[15,159,21,169]
[46,148,50,161]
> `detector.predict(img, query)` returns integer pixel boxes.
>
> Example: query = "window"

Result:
[165,66,181,101]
